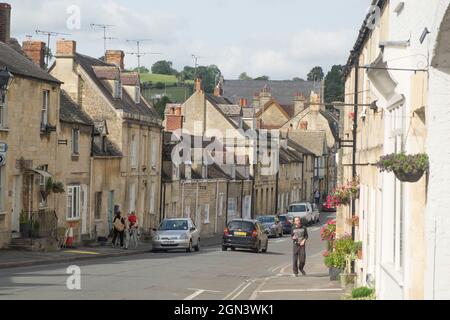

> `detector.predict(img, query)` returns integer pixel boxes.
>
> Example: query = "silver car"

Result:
[311,203,320,224]
[257,215,283,238]
[152,218,201,253]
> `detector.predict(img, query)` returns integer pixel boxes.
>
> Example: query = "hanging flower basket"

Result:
[377,153,429,183]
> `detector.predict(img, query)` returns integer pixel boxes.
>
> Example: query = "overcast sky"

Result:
[7,0,371,79]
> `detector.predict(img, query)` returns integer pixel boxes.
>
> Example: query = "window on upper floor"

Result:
[135,86,141,104]
[114,80,122,99]
[41,90,50,130]
[0,91,7,128]
[72,129,79,155]
[130,134,137,168]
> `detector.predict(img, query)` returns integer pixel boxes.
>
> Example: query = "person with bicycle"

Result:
[125,211,139,250]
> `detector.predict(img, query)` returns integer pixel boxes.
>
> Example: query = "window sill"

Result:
[0,127,9,133]
[67,217,81,222]
[0,211,7,216]
[71,154,80,161]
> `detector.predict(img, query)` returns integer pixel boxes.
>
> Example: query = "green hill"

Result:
[139,73,194,85]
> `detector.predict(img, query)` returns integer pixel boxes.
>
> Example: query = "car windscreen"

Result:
[228,221,254,231]
[257,216,276,223]
[278,216,287,222]
[289,204,307,212]
[159,220,189,231]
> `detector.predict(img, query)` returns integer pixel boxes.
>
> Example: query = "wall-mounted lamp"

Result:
[369,100,379,113]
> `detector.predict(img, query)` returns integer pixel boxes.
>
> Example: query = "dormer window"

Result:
[114,80,122,99]
[135,86,141,104]
[202,165,208,179]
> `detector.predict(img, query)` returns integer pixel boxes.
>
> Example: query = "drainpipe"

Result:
[275,168,280,215]
[215,181,219,234]
[240,179,244,218]
[351,57,359,274]
[225,180,230,225]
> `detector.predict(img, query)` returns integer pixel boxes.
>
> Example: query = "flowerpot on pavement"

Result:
[329,267,342,281]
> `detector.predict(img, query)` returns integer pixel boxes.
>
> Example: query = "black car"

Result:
[278,214,293,234]
[222,219,269,253]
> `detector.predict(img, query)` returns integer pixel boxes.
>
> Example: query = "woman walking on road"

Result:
[125,211,139,250]
[112,211,126,248]
[291,216,309,276]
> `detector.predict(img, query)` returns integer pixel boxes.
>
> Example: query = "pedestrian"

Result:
[291,216,308,276]
[314,189,321,206]
[125,211,139,250]
[112,210,126,248]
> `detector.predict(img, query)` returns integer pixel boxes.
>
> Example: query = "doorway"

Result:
[11,175,22,238]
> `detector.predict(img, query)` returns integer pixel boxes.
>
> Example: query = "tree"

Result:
[239,72,252,80]
[254,75,270,80]
[153,96,172,118]
[151,60,178,75]
[133,66,150,73]
[324,65,345,103]
[179,65,223,94]
[307,66,325,82]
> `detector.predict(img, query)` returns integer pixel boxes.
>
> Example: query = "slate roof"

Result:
[60,91,94,126]
[75,53,160,120]
[223,80,321,107]
[285,131,327,157]
[0,41,61,84]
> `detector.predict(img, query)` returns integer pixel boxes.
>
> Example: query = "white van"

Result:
[288,202,314,225]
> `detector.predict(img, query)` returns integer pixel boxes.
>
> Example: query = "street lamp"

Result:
[0,68,14,92]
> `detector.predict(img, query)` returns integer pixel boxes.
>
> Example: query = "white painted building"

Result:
[343,0,450,300]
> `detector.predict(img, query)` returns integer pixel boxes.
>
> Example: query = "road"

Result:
[0,213,342,300]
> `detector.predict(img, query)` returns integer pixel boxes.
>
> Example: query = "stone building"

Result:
[0,18,62,248]
[50,40,163,233]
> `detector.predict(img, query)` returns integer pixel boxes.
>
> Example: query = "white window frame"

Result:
[67,185,81,220]
[41,90,49,129]
[130,134,138,169]
[228,198,237,217]
[151,136,158,169]
[38,165,49,208]
[204,204,210,224]
[135,86,141,104]
[72,128,79,155]
[0,90,8,128]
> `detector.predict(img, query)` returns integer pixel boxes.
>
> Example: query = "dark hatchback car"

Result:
[278,214,293,234]
[222,219,269,253]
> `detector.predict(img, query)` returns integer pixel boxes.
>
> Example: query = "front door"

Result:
[108,191,114,232]
[11,175,22,238]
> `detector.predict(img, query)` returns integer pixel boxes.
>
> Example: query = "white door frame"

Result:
[81,184,88,235]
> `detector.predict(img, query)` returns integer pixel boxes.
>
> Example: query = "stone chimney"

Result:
[259,85,272,107]
[195,78,202,92]
[294,92,306,116]
[252,93,260,110]
[56,39,77,57]
[310,91,322,113]
[165,104,183,132]
[105,50,125,71]
[23,40,46,69]
[0,3,11,44]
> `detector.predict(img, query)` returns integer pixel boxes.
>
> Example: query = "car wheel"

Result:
[222,246,228,251]
[186,241,192,253]
[194,239,200,252]
[231,247,236,251]
[253,241,261,253]
[262,241,268,253]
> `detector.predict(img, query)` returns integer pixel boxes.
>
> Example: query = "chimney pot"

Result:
[23,40,46,69]
[105,50,125,71]
[0,3,11,44]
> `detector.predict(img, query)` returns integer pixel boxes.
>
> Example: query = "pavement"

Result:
[0,235,223,270]
[0,212,343,300]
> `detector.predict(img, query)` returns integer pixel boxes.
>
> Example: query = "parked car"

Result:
[288,202,314,225]
[257,215,283,238]
[222,219,269,253]
[152,218,200,253]
[311,203,320,223]
[278,214,293,234]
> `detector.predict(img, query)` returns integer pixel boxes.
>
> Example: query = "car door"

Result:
[307,203,313,222]
[190,219,200,245]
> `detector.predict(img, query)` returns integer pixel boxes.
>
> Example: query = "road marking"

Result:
[268,263,285,273]
[257,288,343,293]
[223,281,247,300]
[64,250,100,255]
[230,281,254,300]
[184,288,221,300]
